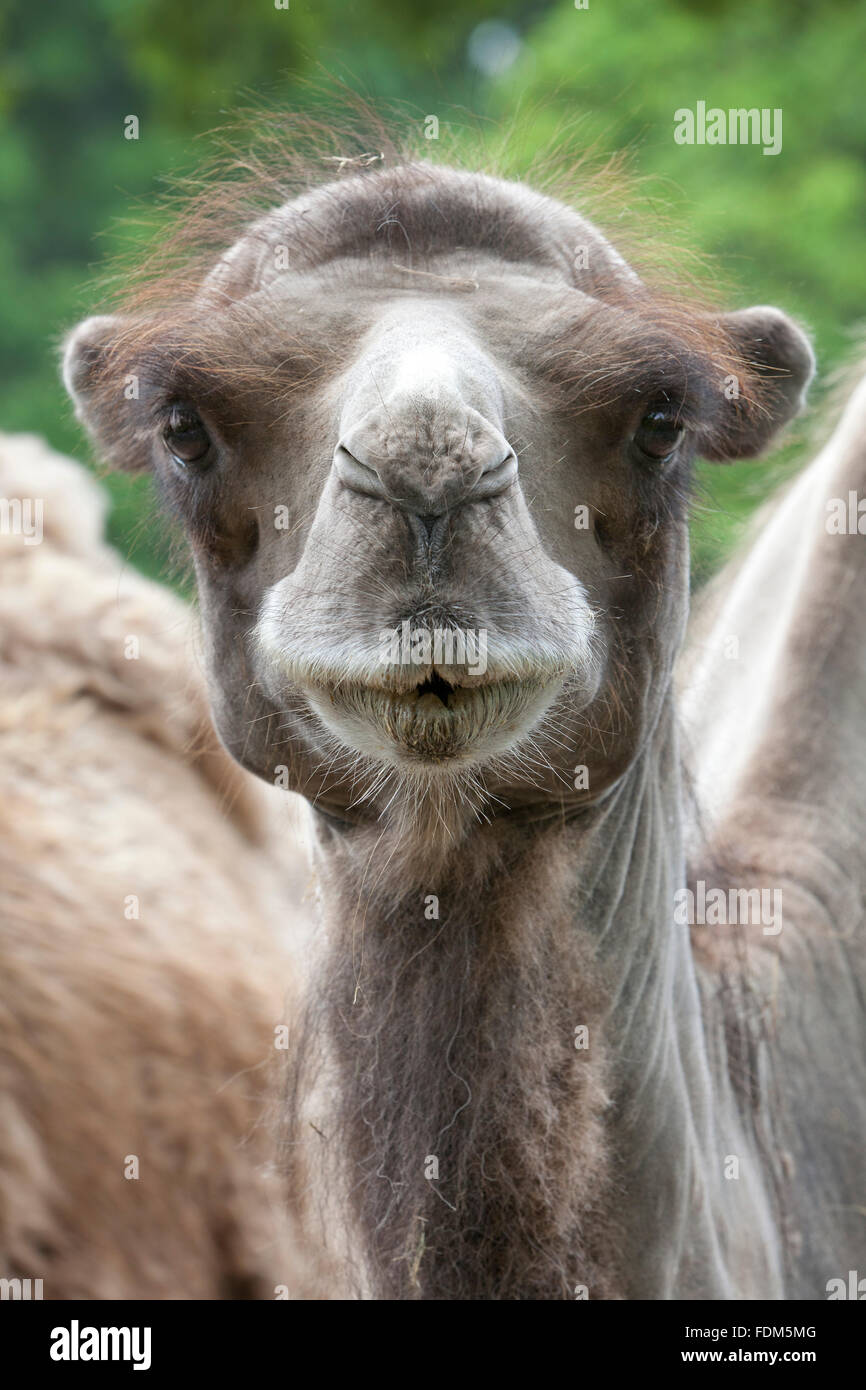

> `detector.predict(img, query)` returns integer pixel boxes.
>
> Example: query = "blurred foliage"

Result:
[0,0,863,584]
[487,0,866,578]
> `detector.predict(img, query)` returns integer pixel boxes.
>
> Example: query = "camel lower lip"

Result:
[322,677,549,761]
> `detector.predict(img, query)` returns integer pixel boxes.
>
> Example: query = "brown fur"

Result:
[285,817,617,1299]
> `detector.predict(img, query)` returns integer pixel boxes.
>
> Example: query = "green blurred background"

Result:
[1,0,864,585]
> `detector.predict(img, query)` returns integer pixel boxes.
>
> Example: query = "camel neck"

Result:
[304,701,781,1298]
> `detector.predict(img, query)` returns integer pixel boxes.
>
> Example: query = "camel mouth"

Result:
[407,671,459,711]
[370,672,493,737]
[377,672,504,723]
[313,670,558,767]
[258,623,590,772]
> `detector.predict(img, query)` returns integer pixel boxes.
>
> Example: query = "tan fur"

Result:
[0,432,316,1299]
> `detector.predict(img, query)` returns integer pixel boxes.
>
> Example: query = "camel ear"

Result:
[62,315,120,421]
[701,306,815,461]
[61,314,150,472]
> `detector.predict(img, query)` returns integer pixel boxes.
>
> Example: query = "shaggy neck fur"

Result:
[287,696,784,1300]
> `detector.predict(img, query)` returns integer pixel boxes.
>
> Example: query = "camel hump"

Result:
[679,360,866,936]
[0,431,316,1298]
[0,431,285,846]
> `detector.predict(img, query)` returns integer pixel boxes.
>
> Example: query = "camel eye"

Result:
[634,409,684,463]
[163,404,211,466]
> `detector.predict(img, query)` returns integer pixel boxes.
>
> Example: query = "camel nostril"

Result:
[471,447,518,500]
[333,444,387,501]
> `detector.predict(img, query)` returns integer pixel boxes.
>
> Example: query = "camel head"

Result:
[63,161,813,838]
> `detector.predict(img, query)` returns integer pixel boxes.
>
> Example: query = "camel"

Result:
[61,141,865,1300]
[0,431,314,1299]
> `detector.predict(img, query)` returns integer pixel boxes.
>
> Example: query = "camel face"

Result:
[244,284,708,805]
[252,292,604,787]
[63,163,813,825]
